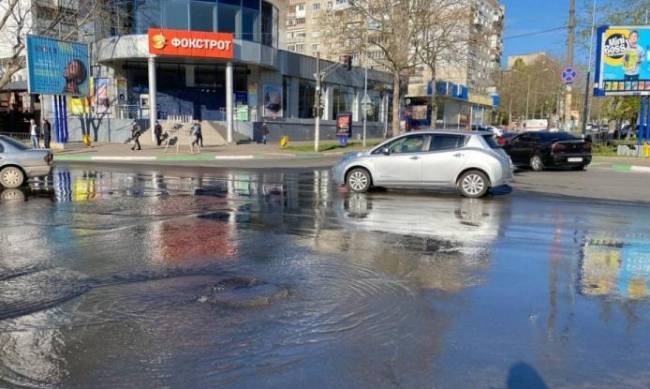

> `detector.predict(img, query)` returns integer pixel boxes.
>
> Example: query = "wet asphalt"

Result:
[1,164,650,388]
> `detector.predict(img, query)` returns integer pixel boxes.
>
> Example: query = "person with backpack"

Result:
[42,119,52,149]
[130,121,142,151]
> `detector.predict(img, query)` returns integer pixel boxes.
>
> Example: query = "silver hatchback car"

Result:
[333,130,513,198]
[0,135,53,188]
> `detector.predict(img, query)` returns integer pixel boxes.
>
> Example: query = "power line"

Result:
[504,26,568,40]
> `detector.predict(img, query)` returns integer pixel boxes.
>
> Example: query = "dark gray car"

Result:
[0,135,52,188]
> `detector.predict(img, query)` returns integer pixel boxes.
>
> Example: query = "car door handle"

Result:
[410,156,419,160]
[453,153,464,158]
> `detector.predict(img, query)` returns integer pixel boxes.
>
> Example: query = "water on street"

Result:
[1,165,650,388]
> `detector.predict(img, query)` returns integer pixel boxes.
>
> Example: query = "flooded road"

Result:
[1,165,650,388]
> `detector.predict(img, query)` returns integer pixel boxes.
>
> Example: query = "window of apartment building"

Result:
[295,44,305,53]
[296,31,306,38]
[297,4,305,11]
[312,43,319,51]
[313,3,320,10]
[288,44,296,51]
[327,2,333,8]
[335,0,346,4]
[295,18,306,24]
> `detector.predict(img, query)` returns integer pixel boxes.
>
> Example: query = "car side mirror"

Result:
[381,147,390,156]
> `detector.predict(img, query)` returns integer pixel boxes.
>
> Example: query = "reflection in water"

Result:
[580,234,650,300]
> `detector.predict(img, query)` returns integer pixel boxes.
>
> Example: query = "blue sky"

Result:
[501,0,585,66]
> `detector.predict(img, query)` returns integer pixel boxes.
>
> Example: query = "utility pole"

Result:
[314,51,321,152]
[565,0,576,131]
[581,0,596,135]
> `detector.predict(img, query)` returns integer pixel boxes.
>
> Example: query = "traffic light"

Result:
[340,55,352,71]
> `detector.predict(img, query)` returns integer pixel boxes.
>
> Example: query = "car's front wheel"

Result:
[0,166,25,189]
[346,168,371,193]
[457,170,490,198]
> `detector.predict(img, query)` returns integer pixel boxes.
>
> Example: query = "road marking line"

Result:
[214,155,255,160]
[91,156,157,161]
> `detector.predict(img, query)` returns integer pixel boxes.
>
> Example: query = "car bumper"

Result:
[24,165,52,178]
[550,154,592,166]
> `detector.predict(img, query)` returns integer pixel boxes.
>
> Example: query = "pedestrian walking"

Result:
[130,121,142,151]
[197,120,204,147]
[154,121,163,146]
[29,119,40,148]
[262,121,269,145]
[42,119,52,149]
[191,120,202,153]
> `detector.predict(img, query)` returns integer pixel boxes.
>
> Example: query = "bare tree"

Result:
[320,0,421,135]
[0,0,106,90]
[413,0,473,128]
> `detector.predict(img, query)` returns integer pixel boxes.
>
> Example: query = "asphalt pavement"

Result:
[1,164,650,388]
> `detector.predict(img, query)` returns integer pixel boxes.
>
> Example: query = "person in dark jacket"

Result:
[130,121,142,151]
[42,119,52,149]
[154,121,163,146]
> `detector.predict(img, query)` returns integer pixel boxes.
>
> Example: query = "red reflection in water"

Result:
[156,217,239,263]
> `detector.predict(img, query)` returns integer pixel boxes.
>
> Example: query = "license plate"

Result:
[568,157,583,163]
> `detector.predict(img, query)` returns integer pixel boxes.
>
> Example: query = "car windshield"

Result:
[0,136,29,150]
[482,135,500,149]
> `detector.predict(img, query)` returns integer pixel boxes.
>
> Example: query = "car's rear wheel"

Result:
[346,168,371,193]
[0,166,25,188]
[530,155,544,171]
[457,170,489,198]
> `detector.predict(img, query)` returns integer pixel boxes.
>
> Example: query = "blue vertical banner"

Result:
[26,35,90,96]
[62,97,69,143]
[640,96,646,144]
[644,97,650,142]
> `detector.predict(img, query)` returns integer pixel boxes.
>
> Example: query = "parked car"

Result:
[501,131,591,171]
[496,132,518,146]
[0,135,52,188]
[332,130,513,198]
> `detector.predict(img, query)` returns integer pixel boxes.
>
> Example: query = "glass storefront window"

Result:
[191,1,215,32]
[134,0,162,34]
[218,0,240,35]
[242,1,260,42]
[298,79,315,118]
[163,0,189,30]
[261,1,273,46]
[332,85,354,119]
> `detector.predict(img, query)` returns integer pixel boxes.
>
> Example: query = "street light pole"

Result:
[581,0,597,135]
[362,61,368,148]
[314,51,321,152]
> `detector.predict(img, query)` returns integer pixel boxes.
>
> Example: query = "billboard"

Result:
[26,35,90,96]
[263,84,282,118]
[148,29,234,59]
[595,26,650,96]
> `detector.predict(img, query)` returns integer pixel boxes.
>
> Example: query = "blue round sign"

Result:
[561,66,578,84]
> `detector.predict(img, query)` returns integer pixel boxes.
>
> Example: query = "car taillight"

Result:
[497,137,506,145]
[552,142,567,152]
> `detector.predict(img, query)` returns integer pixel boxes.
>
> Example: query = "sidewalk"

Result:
[592,156,650,173]
[53,140,374,167]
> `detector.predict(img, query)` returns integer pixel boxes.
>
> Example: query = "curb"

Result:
[612,164,650,173]
[53,153,339,163]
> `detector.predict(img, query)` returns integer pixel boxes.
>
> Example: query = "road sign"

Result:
[561,66,578,84]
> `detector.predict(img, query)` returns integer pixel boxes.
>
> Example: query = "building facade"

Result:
[2,0,392,142]
[284,0,505,129]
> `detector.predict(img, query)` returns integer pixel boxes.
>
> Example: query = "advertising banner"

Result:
[263,84,283,118]
[148,28,234,59]
[336,112,353,137]
[595,26,650,96]
[95,78,110,114]
[26,35,90,96]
